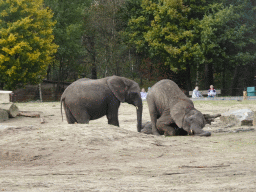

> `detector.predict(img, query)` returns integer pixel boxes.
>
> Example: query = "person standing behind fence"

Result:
[208,85,216,97]
[192,86,202,98]
[140,88,147,100]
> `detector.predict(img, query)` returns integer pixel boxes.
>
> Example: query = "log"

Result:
[0,103,19,118]
[40,118,45,124]
[0,109,9,122]
[18,111,40,118]
[203,113,221,125]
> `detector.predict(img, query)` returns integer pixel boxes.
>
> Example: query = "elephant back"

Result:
[148,79,190,108]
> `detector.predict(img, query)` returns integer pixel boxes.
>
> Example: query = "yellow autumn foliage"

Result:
[0,0,58,89]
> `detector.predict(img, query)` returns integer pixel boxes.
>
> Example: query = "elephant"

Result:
[61,75,142,132]
[146,79,211,136]
[141,121,188,136]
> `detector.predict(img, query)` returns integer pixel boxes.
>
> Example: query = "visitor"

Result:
[208,85,216,97]
[140,88,147,100]
[192,86,202,98]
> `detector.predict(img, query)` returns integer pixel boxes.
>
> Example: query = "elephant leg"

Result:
[66,104,91,124]
[156,115,176,136]
[147,99,160,135]
[106,101,120,126]
[74,109,91,124]
[64,104,77,124]
[175,128,188,136]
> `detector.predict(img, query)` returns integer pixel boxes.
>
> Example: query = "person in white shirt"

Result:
[192,86,202,98]
[140,88,147,100]
[208,85,216,97]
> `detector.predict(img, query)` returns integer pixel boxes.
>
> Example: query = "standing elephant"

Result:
[61,76,142,132]
[146,79,211,136]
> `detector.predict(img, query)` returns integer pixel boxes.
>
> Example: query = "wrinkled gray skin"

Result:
[141,121,188,136]
[61,76,142,132]
[146,79,211,136]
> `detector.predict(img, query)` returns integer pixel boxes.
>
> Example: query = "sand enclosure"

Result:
[0,100,255,191]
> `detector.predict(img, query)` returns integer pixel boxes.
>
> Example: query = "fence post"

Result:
[39,83,43,102]
[243,91,247,100]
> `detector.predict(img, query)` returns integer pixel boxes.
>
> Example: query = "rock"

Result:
[220,109,254,126]
[141,121,153,135]
[0,109,9,122]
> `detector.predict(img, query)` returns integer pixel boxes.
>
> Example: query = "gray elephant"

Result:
[61,76,142,132]
[146,79,211,136]
[141,121,188,136]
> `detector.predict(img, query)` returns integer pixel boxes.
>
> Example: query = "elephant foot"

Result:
[152,130,160,136]
[164,131,174,136]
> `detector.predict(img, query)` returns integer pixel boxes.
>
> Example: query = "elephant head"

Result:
[107,76,142,132]
[170,101,211,136]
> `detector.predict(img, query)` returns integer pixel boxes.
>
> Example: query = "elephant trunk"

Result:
[190,126,211,137]
[198,131,211,136]
[136,98,143,132]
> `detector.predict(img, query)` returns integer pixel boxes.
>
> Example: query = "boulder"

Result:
[141,121,153,135]
[220,109,254,126]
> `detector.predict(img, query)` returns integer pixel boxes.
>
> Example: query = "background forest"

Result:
[0,0,256,97]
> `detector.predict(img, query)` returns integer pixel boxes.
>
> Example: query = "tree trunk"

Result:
[91,38,97,79]
[91,65,97,79]
[0,83,4,89]
[231,65,241,96]
[221,64,226,95]
[39,83,43,102]
[204,62,214,90]
[185,64,192,95]
[244,63,255,87]
[47,65,51,80]
[54,59,63,101]
[0,103,19,118]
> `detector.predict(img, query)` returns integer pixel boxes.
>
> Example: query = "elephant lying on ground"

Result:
[61,76,142,132]
[146,79,211,136]
[141,113,220,136]
[141,121,188,136]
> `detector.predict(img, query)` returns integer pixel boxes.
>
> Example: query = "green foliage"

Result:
[83,0,134,79]
[0,0,58,90]
[44,0,91,80]
[199,1,256,67]
[123,0,215,72]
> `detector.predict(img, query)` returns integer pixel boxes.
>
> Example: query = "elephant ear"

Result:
[107,76,127,102]
[170,101,193,128]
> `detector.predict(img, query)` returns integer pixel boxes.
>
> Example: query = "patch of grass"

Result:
[193,100,256,107]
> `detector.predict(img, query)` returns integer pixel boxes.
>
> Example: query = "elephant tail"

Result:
[60,97,64,122]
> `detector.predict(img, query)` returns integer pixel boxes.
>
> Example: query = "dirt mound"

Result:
[0,101,256,191]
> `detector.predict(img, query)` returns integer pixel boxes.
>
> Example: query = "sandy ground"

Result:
[0,100,255,191]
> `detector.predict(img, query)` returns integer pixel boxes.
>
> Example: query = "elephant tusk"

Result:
[136,106,138,110]
[190,129,194,135]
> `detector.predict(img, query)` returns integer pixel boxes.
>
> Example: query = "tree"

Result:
[83,0,130,79]
[122,0,214,91]
[44,0,91,87]
[199,1,256,92]
[0,0,58,90]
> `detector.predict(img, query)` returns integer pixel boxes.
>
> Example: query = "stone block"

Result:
[0,90,13,103]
